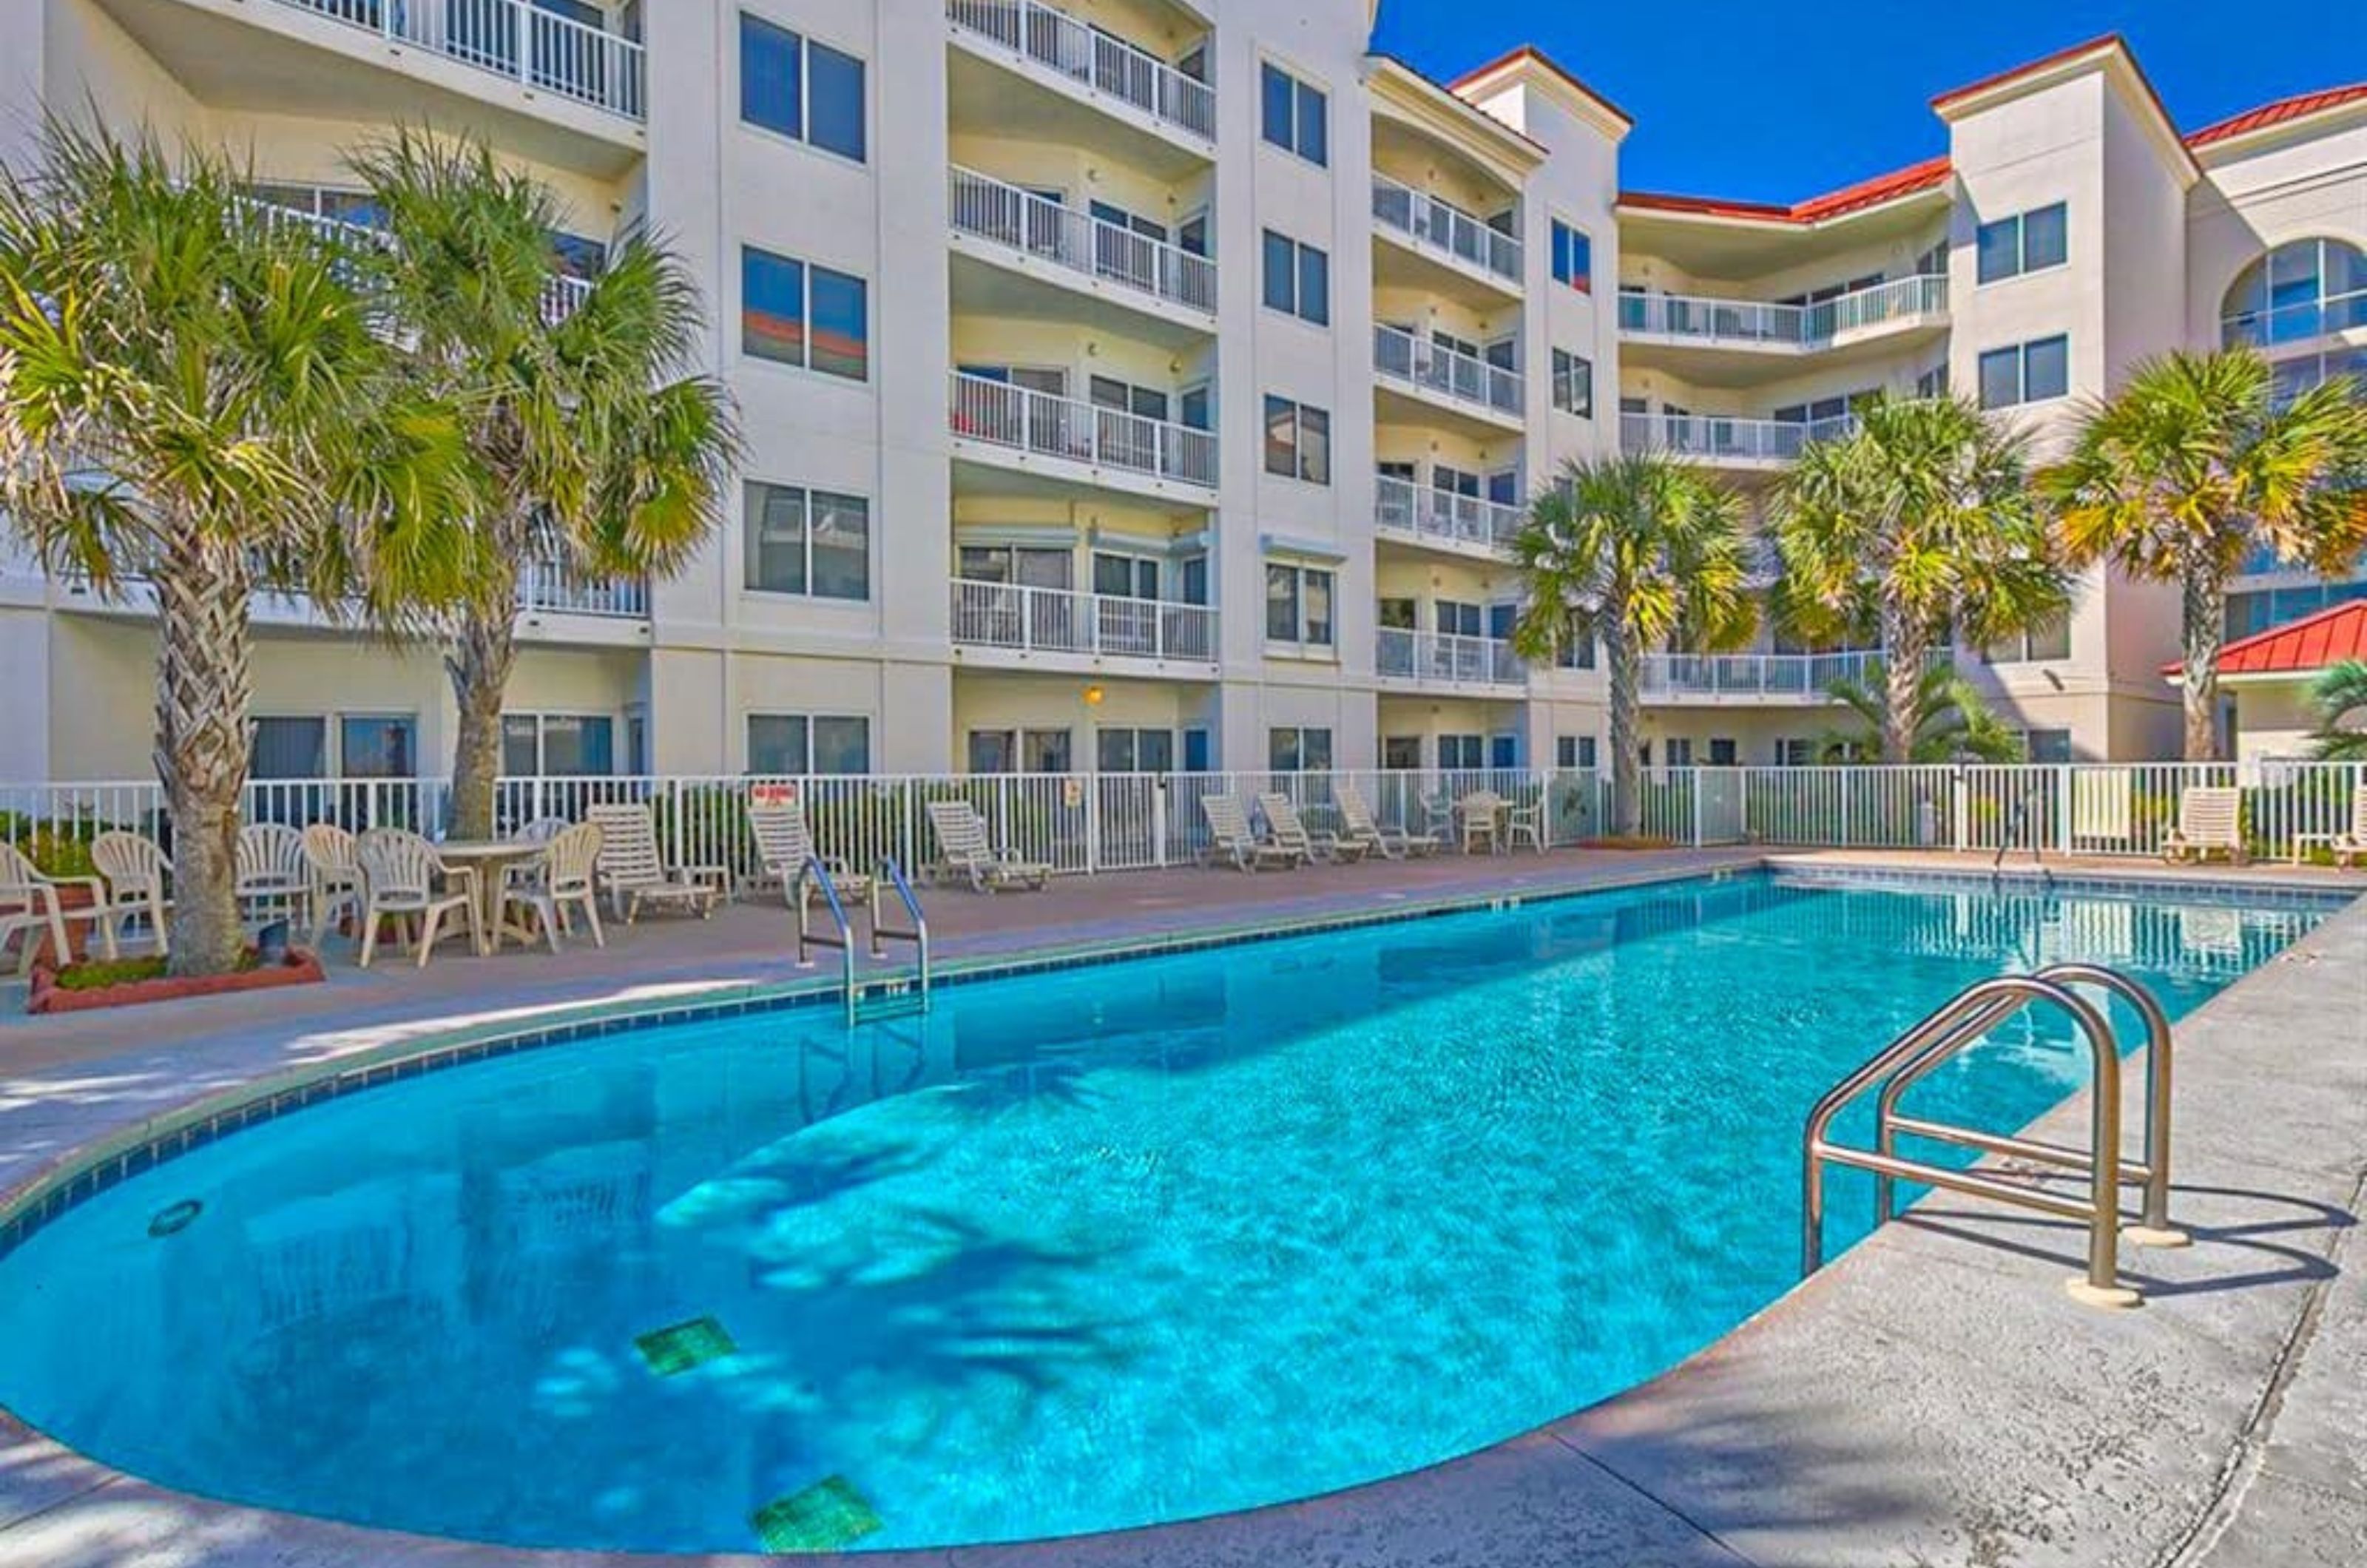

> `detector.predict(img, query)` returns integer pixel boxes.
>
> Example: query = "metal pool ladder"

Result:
[793,856,932,1025]
[1802,964,2184,1308]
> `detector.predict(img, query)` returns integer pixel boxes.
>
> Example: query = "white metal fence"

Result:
[1376,629,1526,687]
[945,0,1215,141]
[1618,274,1949,348]
[948,168,1217,314]
[1370,175,1522,283]
[949,373,1219,490]
[1619,410,1857,464]
[6,763,2360,886]
[275,0,646,120]
[1373,476,1523,555]
[950,581,1218,663]
[1373,324,1524,416]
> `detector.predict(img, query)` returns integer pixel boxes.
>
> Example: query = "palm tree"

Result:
[0,121,470,975]
[2307,658,2367,762]
[1772,394,2068,763]
[2049,349,2367,760]
[1509,453,1757,837]
[1817,660,2025,763]
[348,132,740,839]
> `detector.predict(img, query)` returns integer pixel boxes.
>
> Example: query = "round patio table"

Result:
[431,839,547,955]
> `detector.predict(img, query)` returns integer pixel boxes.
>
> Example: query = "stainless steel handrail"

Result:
[791,856,860,1025]
[1871,964,2181,1243]
[868,856,932,1007]
[1803,973,2140,1306]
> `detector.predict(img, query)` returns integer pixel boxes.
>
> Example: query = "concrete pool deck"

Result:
[0,848,2360,1567]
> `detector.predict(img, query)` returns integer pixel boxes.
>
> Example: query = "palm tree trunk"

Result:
[1607,625,1642,837]
[2181,563,2228,762]
[1880,607,1928,765]
[152,530,254,976]
[446,578,520,842]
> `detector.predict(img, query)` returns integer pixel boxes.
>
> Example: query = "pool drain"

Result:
[146,1200,203,1237]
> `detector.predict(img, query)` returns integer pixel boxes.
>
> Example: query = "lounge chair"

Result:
[1418,791,1457,845]
[0,840,115,973]
[354,828,482,969]
[502,821,604,953]
[1337,783,1439,860]
[585,803,724,922]
[236,822,310,927]
[91,831,172,956]
[301,823,364,955]
[2324,789,2367,868]
[1201,795,1303,871]
[1256,792,1368,863]
[749,799,871,906]
[925,800,1051,892]
[2162,786,2246,865]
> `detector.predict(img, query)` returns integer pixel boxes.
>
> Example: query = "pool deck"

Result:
[1,848,2362,1567]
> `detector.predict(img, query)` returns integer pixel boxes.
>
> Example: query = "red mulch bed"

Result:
[1576,835,1681,851]
[28,951,326,1015]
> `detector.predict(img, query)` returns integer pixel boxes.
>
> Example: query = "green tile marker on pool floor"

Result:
[632,1316,735,1376]
[751,1476,882,1552]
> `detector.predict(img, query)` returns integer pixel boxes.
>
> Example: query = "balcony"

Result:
[1374,476,1524,558]
[945,0,1214,160]
[1373,324,1524,429]
[1619,276,1948,377]
[1618,411,1854,470]
[1371,175,1522,292]
[951,581,1218,672]
[948,168,1216,331]
[243,197,590,324]
[949,373,1218,499]
[1639,650,1886,703]
[516,560,647,621]
[1377,629,1525,690]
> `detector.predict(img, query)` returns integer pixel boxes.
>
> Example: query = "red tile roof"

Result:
[1618,155,1952,226]
[2187,84,2367,146]
[1928,33,2124,111]
[2163,601,2367,679]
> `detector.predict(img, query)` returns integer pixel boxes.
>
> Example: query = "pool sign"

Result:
[750,782,800,808]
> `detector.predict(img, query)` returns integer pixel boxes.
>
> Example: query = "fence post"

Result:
[1153,776,1169,868]
[2056,763,2074,859]
[1086,778,1102,874]
[1952,766,1969,854]
[667,777,685,868]
[1690,767,1704,848]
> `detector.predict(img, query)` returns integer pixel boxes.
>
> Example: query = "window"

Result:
[1096,728,1175,774]
[1554,612,1598,670]
[1263,396,1331,484]
[1977,334,2070,409]
[1383,735,1423,770]
[744,482,869,600]
[747,714,870,775]
[1439,734,1484,769]
[742,246,868,380]
[503,714,615,777]
[2221,237,2367,347]
[1916,362,1949,399]
[1975,201,2067,284]
[1550,221,1592,293]
[740,13,866,161]
[1556,735,1598,769]
[1264,562,1335,649]
[965,729,1073,774]
[251,717,328,780]
[1984,611,2073,663]
[340,716,416,779]
[1269,727,1334,771]
[1664,737,1695,768]
[1776,738,1816,767]
[1550,348,1593,416]
[1259,63,1328,165]
[1260,231,1330,325]
[1707,738,1738,766]
[2022,729,2073,764]
[1490,733,1519,769]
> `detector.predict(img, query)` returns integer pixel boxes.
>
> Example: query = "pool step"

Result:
[794,856,932,1026]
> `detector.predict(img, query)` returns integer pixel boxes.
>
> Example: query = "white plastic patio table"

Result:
[432,840,544,955]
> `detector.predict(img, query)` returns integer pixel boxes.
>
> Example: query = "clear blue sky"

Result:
[1370,1,2361,203]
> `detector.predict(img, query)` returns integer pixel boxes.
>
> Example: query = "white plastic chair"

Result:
[91,831,172,956]
[355,829,481,968]
[0,841,114,973]
[236,822,311,926]
[302,823,363,955]
[502,822,604,953]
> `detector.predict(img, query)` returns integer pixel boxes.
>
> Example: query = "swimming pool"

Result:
[0,871,2340,1554]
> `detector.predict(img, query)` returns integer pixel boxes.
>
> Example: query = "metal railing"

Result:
[1373,324,1524,417]
[1619,411,1857,464]
[865,856,931,1016]
[791,855,861,1024]
[1640,649,1887,699]
[948,168,1216,315]
[950,580,1218,663]
[945,0,1215,143]
[240,195,592,326]
[1373,476,1525,555]
[515,559,648,620]
[1376,628,1526,687]
[269,0,646,120]
[949,373,1218,489]
[1370,175,1522,283]
[1618,274,1949,349]
[1804,965,2171,1307]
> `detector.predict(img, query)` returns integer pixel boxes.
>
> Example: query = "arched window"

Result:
[2221,237,2367,347]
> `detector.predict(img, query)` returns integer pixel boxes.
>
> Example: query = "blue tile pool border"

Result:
[1,856,2354,1267]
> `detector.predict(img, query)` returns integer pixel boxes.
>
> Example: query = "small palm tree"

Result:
[2308,658,2367,762]
[2049,349,2367,761]
[1773,394,2068,763]
[0,121,469,975]
[348,132,740,839]
[1510,453,1756,837]
[1817,660,2025,763]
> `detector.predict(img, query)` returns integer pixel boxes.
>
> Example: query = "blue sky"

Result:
[1369,1,2357,203]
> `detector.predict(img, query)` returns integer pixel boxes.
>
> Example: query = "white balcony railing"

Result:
[1374,476,1524,554]
[1373,324,1524,418]
[1618,274,1948,349]
[1618,411,1857,464]
[516,558,647,619]
[945,0,1215,143]
[267,0,646,121]
[948,168,1216,316]
[952,580,1217,663]
[950,373,1218,490]
[1377,628,1526,687]
[1640,649,1891,699]
[241,195,592,325]
[1370,175,1522,285]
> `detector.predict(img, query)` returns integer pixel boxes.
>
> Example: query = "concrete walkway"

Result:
[0,850,2360,1567]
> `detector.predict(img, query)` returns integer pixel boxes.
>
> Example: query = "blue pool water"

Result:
[0,872,2337,1552]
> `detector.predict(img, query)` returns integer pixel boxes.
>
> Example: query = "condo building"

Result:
[0,6,2360,788]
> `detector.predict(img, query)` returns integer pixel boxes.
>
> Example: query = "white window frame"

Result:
[1263,560,1337,656]
[743,480,872,601]
[736,10,870,166]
